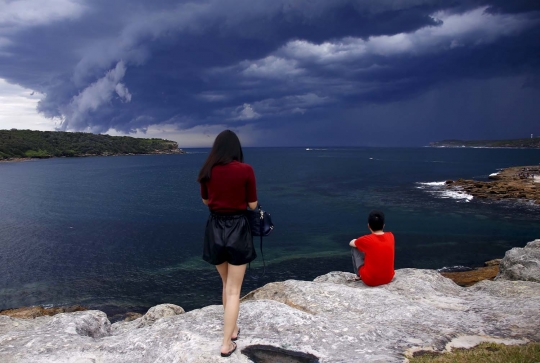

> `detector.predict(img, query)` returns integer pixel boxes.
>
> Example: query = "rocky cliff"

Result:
[1,240,539,363]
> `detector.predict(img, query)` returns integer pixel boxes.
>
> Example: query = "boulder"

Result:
[48,310,111,339]
[111,303,185,335]
[496,239,540,283]
[137,303,185,328]
[0,244,539,362]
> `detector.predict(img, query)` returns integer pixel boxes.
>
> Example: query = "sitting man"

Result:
[349,210,395,286]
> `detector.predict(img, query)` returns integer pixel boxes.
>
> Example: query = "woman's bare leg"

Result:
[216,263,246,354]
[216,262,229,306]
[215,263,241,343]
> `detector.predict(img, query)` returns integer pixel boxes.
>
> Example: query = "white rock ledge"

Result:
[1,240,539,363]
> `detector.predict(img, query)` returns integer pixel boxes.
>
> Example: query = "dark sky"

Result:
[1,0,539,146]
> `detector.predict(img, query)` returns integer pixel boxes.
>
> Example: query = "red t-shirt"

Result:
[354,232,395,287]
[200,161,257,212]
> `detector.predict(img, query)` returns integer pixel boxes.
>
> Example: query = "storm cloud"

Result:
[0,0,539,146]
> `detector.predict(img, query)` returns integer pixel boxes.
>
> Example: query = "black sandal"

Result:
[231,328,240,341]
[220,342,237,357]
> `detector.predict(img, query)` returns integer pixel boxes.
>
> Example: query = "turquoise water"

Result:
[0,147,538,315]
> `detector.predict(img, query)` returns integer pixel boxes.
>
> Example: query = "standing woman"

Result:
[197,130,257,357]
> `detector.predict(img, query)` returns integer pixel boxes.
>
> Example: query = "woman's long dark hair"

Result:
[197,130,244,182]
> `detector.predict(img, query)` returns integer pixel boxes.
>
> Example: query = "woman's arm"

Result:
[246,166,258,211]
[200,182,209,206]
[349,239,357,247]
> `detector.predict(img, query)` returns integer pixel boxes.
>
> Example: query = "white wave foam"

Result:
[418,181,446,186]
[437,265,474,273]
[416,181,473,202]
[489,172,499,177]
[440,189,474,201]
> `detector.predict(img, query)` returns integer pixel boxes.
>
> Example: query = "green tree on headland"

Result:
[0,129,182,160]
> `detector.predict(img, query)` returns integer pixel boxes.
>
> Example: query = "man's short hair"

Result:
[368,210,385,231]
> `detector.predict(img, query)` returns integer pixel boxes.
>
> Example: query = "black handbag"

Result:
[247,205,274,278]
[247,205,274,236]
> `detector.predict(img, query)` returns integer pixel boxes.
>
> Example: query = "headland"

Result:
[0,129,184,162]
[429,138,540,148]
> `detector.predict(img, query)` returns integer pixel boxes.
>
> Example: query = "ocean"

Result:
[0,147,538,317]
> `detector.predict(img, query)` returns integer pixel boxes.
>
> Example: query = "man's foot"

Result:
[220,342,237,357]
[231,327,240,341]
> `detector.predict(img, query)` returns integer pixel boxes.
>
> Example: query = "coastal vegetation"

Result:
[409,342,540,363]
[0,129,182,160]
[429,138,540,148]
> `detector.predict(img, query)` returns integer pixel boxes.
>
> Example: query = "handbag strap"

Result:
[247,239,265,280]
[248,208,266,280]
[258,234,266,277]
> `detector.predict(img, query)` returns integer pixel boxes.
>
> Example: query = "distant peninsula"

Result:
[0,129,184,161]
[429,138,540,148]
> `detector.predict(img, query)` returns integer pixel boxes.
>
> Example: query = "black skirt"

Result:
[203,212,256,266]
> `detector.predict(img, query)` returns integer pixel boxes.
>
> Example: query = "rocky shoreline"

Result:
[0,306,87,319]
[445,165,540,204]
[1,240,538,362]
[0,149,186,163]
[0,261,503,320]
[0,259,505,321]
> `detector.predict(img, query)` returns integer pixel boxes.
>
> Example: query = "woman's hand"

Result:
[202,199,209,205]
[248,201,258,210]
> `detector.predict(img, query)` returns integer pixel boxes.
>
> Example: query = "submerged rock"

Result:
[0,243,539,362]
